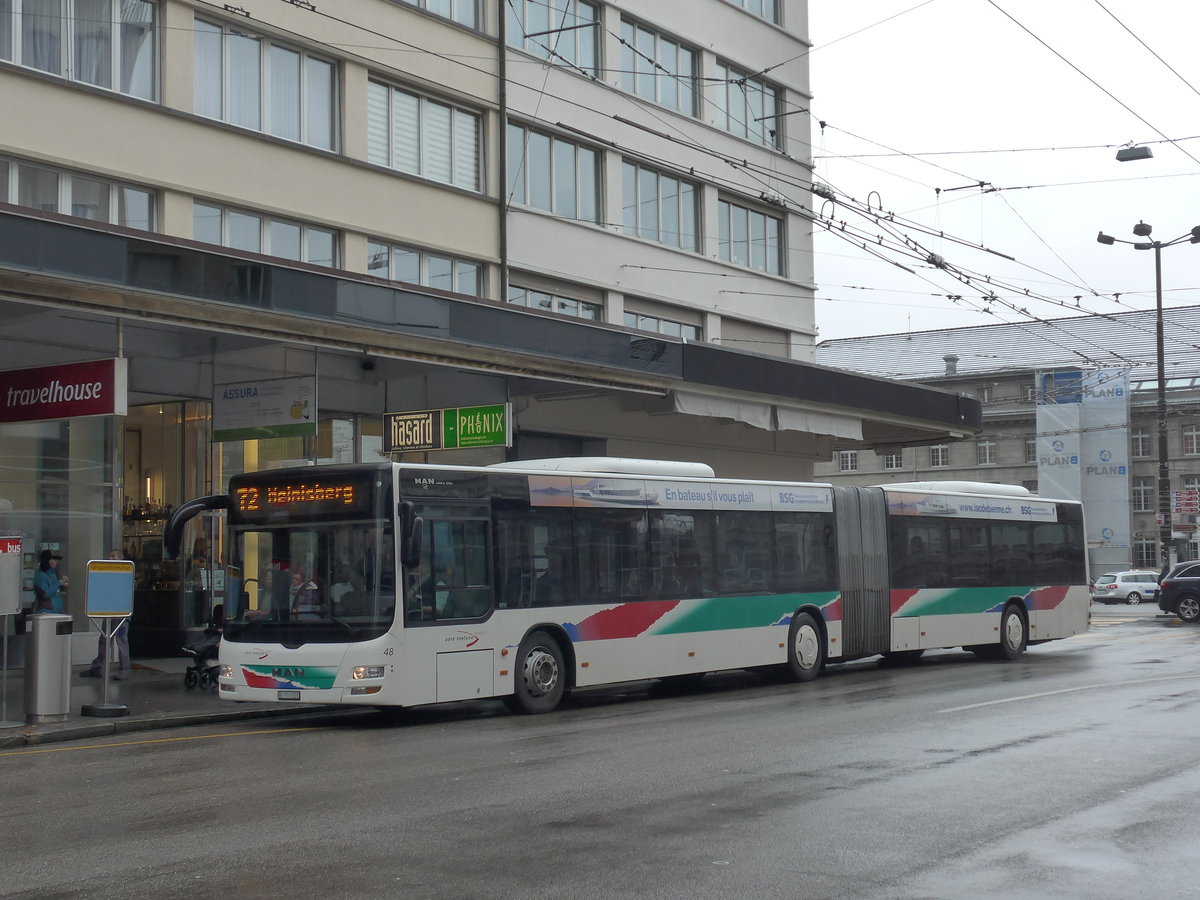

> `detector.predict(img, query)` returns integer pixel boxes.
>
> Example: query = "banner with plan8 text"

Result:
[1036,369,1130,572]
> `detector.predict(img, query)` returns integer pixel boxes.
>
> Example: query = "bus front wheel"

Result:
[507,630,566,714]
[785,611,825,682]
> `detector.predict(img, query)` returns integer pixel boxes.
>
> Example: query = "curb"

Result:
[0,704,356,750]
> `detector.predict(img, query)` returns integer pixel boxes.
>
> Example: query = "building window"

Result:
[1133,538,1157,569]
[509,285,600,321]
[1,0,157,99]
[368,240,480,295]
[1025,437,1037,464]
[976,439,996,465]
[1131,426,1151,459]
[367,80,480,190]
[718,199,781,274]
[976,385,993,403]
[507,124,599,223]
[712,61,781,149]
[193,201,337,266]
[622,162,699,252]
[623,312,700,341]
[1185,424,1200,456]
[194,18,335,150]
[839,450,858,472]
[883,451,903,470]
[930,445,949,468]
[397,0,477,28]
[1132,476,1154,513]
[618,18,697,115]
[505,0,597,75]
[723,0,779,23]
[1,156,156,230]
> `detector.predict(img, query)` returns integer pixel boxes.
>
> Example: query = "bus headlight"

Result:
[220,665,234,678]
[352,665,385,680]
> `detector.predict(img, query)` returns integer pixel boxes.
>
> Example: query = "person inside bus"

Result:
[329,564,361,610]
[534,544,570,606]
[291,573,323,620]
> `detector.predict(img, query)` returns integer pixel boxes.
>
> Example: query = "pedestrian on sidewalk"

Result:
[81,550,132,680]
[81,620,131,680]
[33,549,67,613]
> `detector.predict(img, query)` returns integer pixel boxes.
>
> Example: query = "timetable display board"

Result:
[85,559,135,617]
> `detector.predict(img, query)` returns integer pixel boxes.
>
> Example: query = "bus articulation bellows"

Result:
[164,458,1090,714]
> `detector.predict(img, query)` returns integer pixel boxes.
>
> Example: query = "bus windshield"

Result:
[225,520,396,643]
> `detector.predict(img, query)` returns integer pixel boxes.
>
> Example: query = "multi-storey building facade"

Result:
[815,307,1200,571]
[0,0,979,655]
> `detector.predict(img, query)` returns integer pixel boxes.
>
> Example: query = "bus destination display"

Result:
[234,480,368,520]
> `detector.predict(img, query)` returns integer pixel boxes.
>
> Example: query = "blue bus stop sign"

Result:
[85,560,134,616]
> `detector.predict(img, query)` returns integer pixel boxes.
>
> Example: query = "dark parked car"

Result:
[1157,562,1200,623]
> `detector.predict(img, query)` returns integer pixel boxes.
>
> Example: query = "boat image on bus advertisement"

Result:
[164,458,1089,714]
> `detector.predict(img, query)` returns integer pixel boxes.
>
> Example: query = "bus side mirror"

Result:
[405,517,423,569]
[398,501,423,568]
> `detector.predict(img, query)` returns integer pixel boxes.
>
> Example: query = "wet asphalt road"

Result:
[6,606,1200,899]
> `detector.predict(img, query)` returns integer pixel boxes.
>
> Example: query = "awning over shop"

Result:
[774,405,863,441]
[671,391,863,440]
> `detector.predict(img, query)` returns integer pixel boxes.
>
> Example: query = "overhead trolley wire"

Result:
[985,0,1200,169]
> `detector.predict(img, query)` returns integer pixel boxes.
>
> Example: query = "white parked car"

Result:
[1090,571,1160,605]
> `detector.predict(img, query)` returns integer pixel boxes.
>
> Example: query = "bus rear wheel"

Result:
[507,630,566,714]
[971,604,1027,661]
[784,611,825,682]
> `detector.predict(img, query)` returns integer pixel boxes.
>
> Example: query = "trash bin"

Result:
[24,613,72,724]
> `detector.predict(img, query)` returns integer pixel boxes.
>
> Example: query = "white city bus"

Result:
[164,458,1090,714]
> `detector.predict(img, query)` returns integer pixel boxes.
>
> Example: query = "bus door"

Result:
[402,502,494,624]
[833,486,890,656]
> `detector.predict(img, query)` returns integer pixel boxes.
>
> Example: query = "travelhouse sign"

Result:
[0,358,128,424]
[383,403,510,453]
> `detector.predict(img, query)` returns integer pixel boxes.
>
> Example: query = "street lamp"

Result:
[1096,222,1200,571]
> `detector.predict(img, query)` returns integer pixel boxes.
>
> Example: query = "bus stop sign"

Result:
[85,559,135,616]
[0,537,20,616]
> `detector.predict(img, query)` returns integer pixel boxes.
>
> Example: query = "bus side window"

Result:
[577,509,646,604]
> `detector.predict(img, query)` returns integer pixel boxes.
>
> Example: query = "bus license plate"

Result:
[277,690,301,701]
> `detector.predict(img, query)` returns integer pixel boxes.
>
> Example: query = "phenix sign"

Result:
[0,359,128,424]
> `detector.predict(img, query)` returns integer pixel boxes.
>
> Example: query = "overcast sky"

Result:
[804,1,1200,343]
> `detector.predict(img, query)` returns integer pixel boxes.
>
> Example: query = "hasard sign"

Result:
[0,358,128,424]
[383,403,510,453]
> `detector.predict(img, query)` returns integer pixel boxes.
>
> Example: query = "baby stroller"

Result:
[183,605,223,691]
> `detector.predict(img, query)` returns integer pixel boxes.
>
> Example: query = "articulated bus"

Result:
[164,458,1089,714]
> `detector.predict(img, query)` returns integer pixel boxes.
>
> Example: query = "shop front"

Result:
[1,355,396,661]
[1,359,125,663]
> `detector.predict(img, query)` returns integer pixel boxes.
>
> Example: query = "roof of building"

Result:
[815,305,1200,383]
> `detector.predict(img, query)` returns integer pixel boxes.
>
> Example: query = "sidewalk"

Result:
[0,657,348,750]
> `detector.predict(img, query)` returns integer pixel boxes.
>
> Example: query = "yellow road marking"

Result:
[0,725,327,758]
